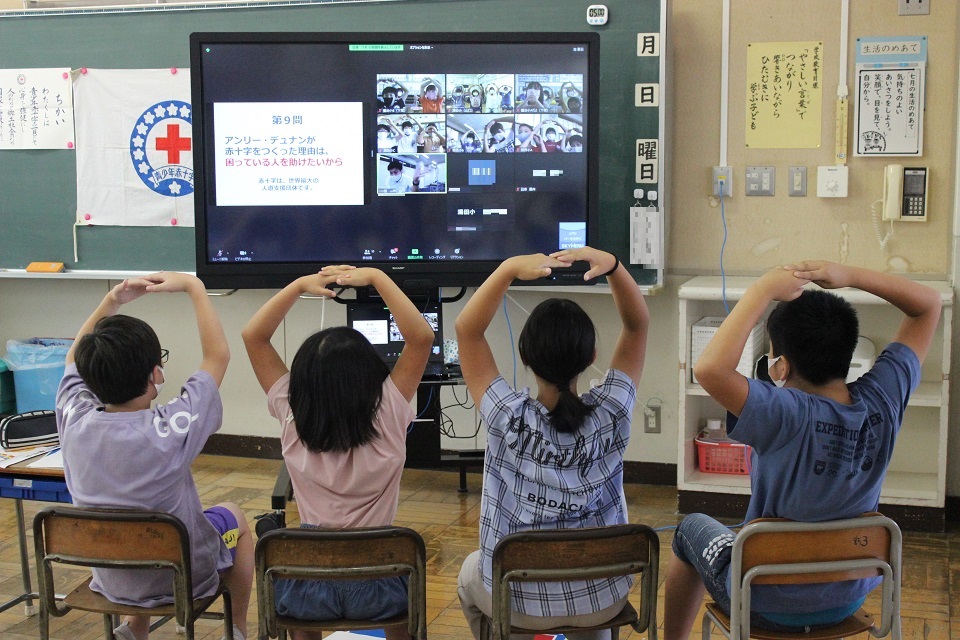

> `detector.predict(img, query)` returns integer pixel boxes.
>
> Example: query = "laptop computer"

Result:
[347,300,448,378]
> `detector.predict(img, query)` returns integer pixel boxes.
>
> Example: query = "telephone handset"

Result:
[882,164,928,222]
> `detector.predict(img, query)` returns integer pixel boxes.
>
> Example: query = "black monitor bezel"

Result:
[189,31,601,291]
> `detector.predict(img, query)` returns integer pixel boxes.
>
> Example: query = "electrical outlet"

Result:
[898,0,930,16]
[712,166,732,197]
[643,405,661,434]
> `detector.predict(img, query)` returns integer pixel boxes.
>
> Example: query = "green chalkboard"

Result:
[0,0,666,284]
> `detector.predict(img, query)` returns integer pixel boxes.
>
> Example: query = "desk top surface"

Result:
[1,458,65,480]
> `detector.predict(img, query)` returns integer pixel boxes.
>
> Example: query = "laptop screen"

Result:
[347,300,443,365]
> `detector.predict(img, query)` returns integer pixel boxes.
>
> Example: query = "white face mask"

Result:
[767,355,785,388]
[154,367,166,396]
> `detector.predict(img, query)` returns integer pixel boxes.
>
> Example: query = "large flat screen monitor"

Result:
[190,32,600,290]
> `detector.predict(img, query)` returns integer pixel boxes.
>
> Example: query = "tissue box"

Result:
[846,336,876,383]
[691,317,764,384]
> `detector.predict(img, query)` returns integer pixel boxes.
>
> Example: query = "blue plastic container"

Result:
[2,338,73,413]
[0,359,15,415]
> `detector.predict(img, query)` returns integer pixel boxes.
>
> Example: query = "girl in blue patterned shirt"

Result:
[455,247,649,640]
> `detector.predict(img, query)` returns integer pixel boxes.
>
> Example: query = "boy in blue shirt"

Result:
[663,260,942,639]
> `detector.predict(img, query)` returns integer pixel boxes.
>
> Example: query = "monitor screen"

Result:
[347,300,443,364]
[190,32,600,290]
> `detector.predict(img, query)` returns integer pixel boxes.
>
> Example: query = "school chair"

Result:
[33,505,234,640]
[485,523,660,640]
[255,525,428,640]
[701,512,902,640]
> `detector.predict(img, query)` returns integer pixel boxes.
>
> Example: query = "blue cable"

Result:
[719,185,730,315]
[409,386,435,433]
[503,298,517,389]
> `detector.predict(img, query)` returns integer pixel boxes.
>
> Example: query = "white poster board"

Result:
[0,68,74,149]
[213,102,365,207]
[853,36,926,157]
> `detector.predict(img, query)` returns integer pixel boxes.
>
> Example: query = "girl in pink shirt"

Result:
[242,265,434,640]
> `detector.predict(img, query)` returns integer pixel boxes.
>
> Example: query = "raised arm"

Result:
[693,267,808,415]
[241,272,338,394]
[411,162,425,192]
[455,254,568,404]
[788,260,942,363]
[552,247,649,386]
[532,133,547,153]
[383,118,403,141]
[483,122,496,152]
[66,277,155,365]
[145,272,231,387]
[392,78,412,98]
[333,268,434,401]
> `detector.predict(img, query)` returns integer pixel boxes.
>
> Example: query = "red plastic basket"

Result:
[695,437,752,475]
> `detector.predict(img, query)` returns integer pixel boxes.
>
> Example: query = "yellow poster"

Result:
[745,41,823,148]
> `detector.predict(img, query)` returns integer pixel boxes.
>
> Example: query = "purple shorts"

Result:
[204,505,239,561]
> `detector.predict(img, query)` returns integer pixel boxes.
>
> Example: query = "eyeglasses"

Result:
[160,348,169,365]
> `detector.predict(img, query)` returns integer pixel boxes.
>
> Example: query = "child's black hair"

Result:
[766,290,859,385]
[288,326,390,452]
[518,298,597,433]
[74,315,162,405]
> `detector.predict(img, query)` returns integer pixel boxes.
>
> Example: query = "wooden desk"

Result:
[0,458,70,616]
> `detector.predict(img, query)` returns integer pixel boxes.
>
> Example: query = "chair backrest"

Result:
[255,526,427,639]
[728,512,901,640]
[33,506,196,624]
[491,524,660,640]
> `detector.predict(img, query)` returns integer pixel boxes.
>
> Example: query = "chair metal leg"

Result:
[102,613,115,639]
[701,612,712,640]
[36,601,51,640]
[223,588,234,640]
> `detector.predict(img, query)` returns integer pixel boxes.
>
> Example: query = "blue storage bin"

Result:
[0,359,14,415]
[2,338,73,413]
[0,475,71,503]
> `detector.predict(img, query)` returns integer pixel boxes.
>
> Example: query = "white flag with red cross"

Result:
[73,68,194,227]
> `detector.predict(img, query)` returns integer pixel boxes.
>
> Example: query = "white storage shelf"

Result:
[677,276,953,509]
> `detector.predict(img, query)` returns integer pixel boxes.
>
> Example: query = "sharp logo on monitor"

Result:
[190,32,599,289]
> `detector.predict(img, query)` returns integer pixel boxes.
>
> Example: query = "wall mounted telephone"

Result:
[882,164,928,222]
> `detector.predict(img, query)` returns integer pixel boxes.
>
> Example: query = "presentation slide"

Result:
[213,102,364,206]
[352,319,389,345]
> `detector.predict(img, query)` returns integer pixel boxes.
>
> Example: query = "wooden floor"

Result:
[1,454,958,639]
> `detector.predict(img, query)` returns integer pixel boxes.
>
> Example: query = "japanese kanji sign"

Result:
[854,36,926,157]
[0,68,74,150]
[745,41,823,149]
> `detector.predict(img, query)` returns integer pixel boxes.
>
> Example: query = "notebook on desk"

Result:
[347,300,449,378]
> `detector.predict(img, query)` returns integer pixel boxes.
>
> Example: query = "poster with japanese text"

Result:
[0,68,74,150]
[853,37,926,157]
[744,41,823,149]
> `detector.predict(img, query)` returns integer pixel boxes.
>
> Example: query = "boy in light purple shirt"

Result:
[56,271,253,640]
